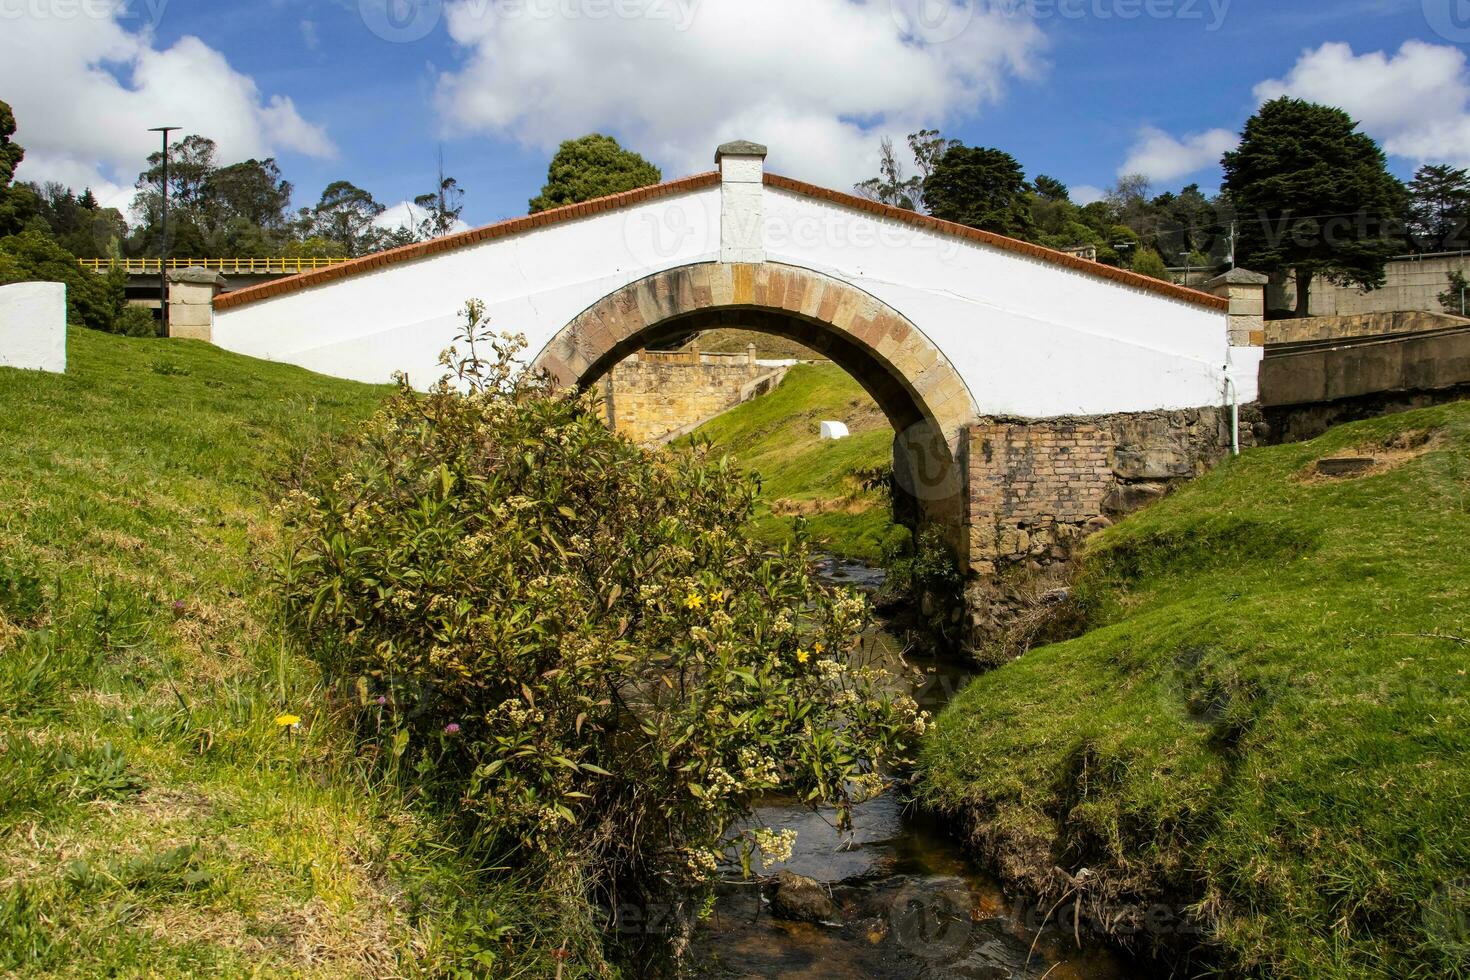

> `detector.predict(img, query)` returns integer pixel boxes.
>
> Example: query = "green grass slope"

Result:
[691,363,899,561]
[920,403,1470,978]
[0,330,581,977]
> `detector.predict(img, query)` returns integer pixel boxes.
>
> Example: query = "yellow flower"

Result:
[814,642,825,654]
[275,713,301,728]
[684,592,704,610]
[795,648,810,664]
[708,590,727,605]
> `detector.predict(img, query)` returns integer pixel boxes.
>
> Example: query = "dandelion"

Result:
[814,642,825,654]
[684,592,704,610]
[444,723,461,735]
[796,648,811,664]
[708,589,727,605]
[275,713,301,728]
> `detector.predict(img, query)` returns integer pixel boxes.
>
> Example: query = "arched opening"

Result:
[532,262,980,561]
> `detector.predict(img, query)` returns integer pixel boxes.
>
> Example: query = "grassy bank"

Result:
[919,403,1470,977]
[0,330,594,977]
[691,363,898,561]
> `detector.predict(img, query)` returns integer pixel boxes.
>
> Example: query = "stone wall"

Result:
[1267,253,1470,317]
[600,351,788,444]
[964,407,1247,641]
[1264,310,1469,345]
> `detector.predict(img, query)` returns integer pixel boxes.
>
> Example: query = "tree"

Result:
[1033,174,1069,203]
[1439,270,1468,316]
[1223,97,1405,317]
[1106,174,1156,243]
[0,99,35,236]
[528,134,660,213]
[413,151,465,240]
[1131,246,1170,281]
[908,129,960,183]
[1406,164,1470,253]
[205,158,294,234]
[922,145,1034,239]
[0,229,125,331]
[0,99,20,187]
[854,136,921,210]
[309,180,387,257]
[1153,184,1222,265]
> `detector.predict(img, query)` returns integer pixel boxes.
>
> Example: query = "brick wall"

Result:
[963,407,1245,641]
[967,422,1114,575]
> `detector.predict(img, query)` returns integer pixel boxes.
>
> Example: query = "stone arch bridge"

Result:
[210,141,1261,618]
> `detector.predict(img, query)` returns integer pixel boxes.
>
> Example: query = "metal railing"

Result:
[77,257,352,274]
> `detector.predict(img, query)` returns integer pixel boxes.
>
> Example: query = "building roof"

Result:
[215,170,1228,313]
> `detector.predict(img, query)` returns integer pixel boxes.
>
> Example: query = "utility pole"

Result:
[149,126,180,337]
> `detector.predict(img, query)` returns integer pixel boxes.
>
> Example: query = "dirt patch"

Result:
[1295,428,1444,484]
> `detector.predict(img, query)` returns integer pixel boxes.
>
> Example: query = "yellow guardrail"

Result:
[77,257,352,274]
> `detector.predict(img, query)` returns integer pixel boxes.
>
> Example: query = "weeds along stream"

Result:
[688,556,1150,980]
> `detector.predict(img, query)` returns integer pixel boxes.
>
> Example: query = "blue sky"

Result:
[2,0,1465,228]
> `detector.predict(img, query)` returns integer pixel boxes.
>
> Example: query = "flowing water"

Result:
[689,556,1144,979]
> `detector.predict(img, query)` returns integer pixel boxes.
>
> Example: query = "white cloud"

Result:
[0,8,335,212]
[432,0,1046,189]
[375,199,471,236]
[1118,126,1237,183]
[1070,185,1106,206]
[1255,40,1470,166]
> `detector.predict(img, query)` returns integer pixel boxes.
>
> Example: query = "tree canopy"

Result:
[922,145,1034,239]
[528,134,661,213]
[1223,97,1405,316]
[1406,164,1470,253]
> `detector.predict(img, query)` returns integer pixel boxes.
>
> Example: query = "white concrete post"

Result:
[716,140,767,264]
[0,281,66,373]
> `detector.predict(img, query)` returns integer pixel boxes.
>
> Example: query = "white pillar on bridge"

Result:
[716,140,766,265]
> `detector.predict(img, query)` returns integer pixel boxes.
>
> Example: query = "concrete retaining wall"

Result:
[0,281,66,374]
[1268,253,1470,317]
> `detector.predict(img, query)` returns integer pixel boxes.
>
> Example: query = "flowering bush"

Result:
[279,301,922,935]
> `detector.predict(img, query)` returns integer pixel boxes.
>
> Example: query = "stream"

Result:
[689,556,1145,979]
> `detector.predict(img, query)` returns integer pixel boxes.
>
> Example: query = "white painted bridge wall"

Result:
[214,177,1240,418]
[213,189,724,389]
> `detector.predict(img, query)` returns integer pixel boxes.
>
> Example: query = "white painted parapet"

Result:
[0,281,66,374]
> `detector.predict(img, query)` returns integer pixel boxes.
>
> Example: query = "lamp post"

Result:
[149,126,180,336]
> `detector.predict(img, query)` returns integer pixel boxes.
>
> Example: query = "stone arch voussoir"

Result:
[533,261,979,454]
